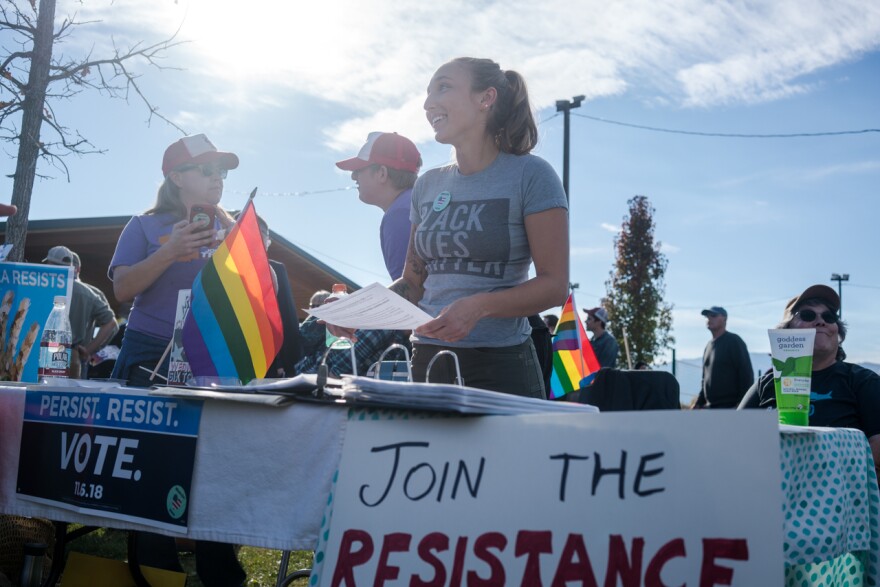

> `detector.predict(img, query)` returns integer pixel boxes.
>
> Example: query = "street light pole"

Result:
[830,273,850,318]
[555,95,585,203]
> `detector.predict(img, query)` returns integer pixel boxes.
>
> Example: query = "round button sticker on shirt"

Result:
[433,191,452,212]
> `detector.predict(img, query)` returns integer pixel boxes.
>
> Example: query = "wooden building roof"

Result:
[0,216,359,321]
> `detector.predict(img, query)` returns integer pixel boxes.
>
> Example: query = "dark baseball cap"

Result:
[783,284,840,320]
[701,306,727,318]
[42,245,75,266]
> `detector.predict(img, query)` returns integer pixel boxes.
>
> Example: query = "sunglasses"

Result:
[794,309,838,324]
[352,164,381,179]
[175,163,228,179]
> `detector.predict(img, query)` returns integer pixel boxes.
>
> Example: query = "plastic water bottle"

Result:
[19,542,47,587]
[325,284,352,350]
[38,296,72,380]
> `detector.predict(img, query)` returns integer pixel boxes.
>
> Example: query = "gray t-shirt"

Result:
[410,152,567,347]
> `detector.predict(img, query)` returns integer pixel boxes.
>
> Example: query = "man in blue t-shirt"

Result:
[336,132,422,280]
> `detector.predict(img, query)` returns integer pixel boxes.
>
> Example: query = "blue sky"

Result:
[3,0,879,369]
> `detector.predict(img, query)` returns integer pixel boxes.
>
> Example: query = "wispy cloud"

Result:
[711,160,880,189]
[60,0,880,148]
[600,222,620,233]
[801,160,880,180]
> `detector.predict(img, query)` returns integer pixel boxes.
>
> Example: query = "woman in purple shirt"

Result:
[109,133,238,387]
[108,134,246,585]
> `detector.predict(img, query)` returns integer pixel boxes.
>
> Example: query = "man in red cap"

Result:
[336,132,421,280]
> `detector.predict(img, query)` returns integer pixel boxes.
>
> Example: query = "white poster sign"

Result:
[316,411,783,586]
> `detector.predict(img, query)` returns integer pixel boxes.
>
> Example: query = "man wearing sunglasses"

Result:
[335,132,422,280]
[739,285,880,471]
[694,305,754,409]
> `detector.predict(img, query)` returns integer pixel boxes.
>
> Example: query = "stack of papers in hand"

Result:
[339,376,600,415]
[305,282,433,330]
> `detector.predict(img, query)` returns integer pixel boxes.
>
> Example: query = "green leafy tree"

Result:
[603,195,674,366]
[0,0,183,261]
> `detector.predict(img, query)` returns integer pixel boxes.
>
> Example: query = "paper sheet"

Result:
[306,282,433,330]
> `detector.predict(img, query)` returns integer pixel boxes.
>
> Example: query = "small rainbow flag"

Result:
[549,293,600,399]
[182,196,282,384]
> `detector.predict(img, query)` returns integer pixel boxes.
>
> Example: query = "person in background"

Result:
[585,307,619,369]
[336,132,422,280]
[296,289,409,377]
[70,250,119,379]
[87,313,127,380]
[739,285,880,471]
[635,361,651,370]
[107,133,245,586]
[694,305,753,409]
[309,290,331,310]
[42,246,117,379]
[328,57,569,398]
[299,290,331,362]
[295,322,409,378]
[543,313,559,332]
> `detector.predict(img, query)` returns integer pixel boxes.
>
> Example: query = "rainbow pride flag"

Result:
[549,293,600,399]
[182,198,283,384]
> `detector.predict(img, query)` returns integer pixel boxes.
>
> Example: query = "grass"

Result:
[62,526,314,586]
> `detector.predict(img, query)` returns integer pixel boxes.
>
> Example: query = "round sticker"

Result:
[166,485,188,519]
[433,191,452,212]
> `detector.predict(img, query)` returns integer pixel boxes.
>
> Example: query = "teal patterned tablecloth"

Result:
[781,427,880,587]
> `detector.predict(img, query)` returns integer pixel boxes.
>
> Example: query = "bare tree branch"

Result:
[0,0,186,260]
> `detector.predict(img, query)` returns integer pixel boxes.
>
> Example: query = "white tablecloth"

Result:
[0,384,348,551]
[2,383,878,580]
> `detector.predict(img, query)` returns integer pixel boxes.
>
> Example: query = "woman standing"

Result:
[394,57,569,397]
[108,134,246,586]
[110,134,237,387]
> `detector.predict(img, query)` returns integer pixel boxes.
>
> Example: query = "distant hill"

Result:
[862,362,880,374]
[653,354,879,406]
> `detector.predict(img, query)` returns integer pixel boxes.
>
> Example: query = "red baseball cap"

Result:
[336,132,421,173]
[0,203,16,216]
[162,134,239,177]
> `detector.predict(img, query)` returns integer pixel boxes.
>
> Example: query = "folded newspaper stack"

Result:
[339,376,600,415]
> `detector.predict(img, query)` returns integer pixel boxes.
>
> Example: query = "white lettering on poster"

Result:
[60,432,141,481]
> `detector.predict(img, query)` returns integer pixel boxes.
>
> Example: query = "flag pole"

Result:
[232,187,258,227]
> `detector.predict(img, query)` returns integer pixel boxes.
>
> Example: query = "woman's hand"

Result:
[415,294,488,343]
[113,220,215,303]
[165,220,216,259]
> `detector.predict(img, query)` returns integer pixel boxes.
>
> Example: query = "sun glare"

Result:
[175,1,361,81]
